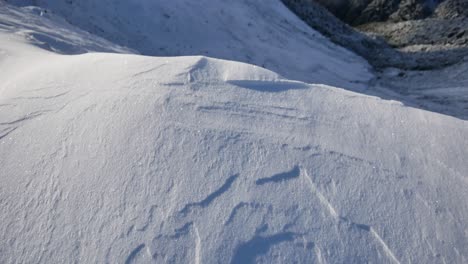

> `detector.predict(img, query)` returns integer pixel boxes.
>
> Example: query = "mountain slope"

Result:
[315,0,442,25]
[0,1,467,263]
[4,0,373,89]
[0,2,132,54]
[1,30,467,263]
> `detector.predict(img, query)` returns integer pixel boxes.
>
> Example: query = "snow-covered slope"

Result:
[1,1,468,263]
[1,30,467,263]
[0,2,132,54]
[5,0,373,89]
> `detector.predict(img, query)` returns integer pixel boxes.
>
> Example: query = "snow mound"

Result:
[0,33,467,263]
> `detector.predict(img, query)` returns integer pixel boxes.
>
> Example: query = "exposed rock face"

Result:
[389,0,436,21]
[316,0,468,24]
[282,0,468,117]
[352,0,468,51]
[435,0,468,18]
[314,0,441,25]
[281,0,468,70]
[359,18,468,48]
[281,0,401,68]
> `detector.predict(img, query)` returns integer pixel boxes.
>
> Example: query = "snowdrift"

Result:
[0,32,467,263]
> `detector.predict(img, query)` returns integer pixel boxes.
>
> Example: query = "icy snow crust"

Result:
[0,1,467,264]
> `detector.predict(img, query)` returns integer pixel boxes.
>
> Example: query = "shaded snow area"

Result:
[373,61,468,120]
[0,3,132,54]
[4,0,373,89]
[0,1,467,264]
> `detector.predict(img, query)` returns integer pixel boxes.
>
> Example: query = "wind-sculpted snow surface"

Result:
[0,35,467,263]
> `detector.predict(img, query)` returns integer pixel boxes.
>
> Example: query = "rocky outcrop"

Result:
[434,0,468,18]
[359,18,468,48]
[316,0,468,24]
[281,0,401,68]
[314,0,441,25]
[282,0,468,70]
[353,0,468,51]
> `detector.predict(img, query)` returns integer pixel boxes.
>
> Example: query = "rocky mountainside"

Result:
[283,0,468,119]
[315,0,441,25]
[309,0,468,51]
[435,0,468,18]
[359,18,468,48]
[317,0,468,23]
[282,0,468,70]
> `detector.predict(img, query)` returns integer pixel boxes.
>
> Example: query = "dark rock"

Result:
[434,0,468,18]
[314,0,443,25]
[282,0,468,70]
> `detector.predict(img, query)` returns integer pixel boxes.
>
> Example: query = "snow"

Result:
[0,2,132,55]
[374,60,468,120]
[4,0,373,89]
[0,1,467,263]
